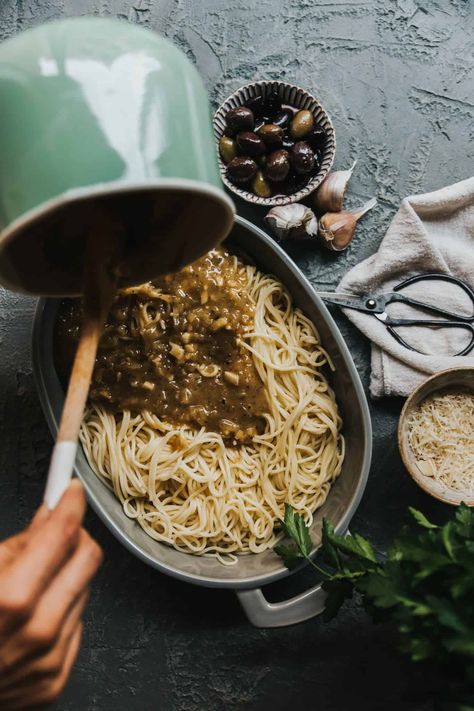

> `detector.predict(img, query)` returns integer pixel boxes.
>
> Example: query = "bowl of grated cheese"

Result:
[398,367,474,506]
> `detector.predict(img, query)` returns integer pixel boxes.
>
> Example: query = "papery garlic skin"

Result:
[314,160,357,213]
[306,213,318,237]
[265,204,319,241]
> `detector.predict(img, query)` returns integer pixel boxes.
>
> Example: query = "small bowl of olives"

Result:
[214,80,336,206]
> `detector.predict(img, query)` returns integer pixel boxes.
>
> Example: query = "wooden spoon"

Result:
[44,220,119,508]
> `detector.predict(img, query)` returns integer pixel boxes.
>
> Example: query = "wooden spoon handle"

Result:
[44,220,118,509]
[44,318,102,508]
[57,317,102,443]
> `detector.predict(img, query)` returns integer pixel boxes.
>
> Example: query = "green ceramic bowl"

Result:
[0,17,234,295]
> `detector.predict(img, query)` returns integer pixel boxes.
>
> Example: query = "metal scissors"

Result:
[319,273,474,356]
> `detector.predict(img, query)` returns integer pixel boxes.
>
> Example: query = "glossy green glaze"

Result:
[0,16,224,223]
[0,17,234,294]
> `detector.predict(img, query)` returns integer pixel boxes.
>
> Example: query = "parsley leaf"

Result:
[273,543,305,571]
[275,504,328,576]
[408,507,438,529]
[273,503,474,707]
[279,504,313,557]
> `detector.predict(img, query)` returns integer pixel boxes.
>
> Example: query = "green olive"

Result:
[219,135,237,164]
[252,170,272,198]
[290,110,314,140]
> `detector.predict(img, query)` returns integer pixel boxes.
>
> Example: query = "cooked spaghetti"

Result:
[73,250,344,561]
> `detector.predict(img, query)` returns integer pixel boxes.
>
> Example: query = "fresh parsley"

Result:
[275,503,474,705]
[274,504,318,570]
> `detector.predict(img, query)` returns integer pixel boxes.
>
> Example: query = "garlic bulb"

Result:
[314,160,357,212]
[319,197,377,252]
[265,204,318,241]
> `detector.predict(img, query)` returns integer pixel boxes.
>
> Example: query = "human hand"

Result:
[0,480,102,709]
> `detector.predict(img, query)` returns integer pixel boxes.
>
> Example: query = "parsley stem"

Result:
[304,554,330,578]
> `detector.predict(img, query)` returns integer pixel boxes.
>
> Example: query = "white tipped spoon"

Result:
[44,227,117,509]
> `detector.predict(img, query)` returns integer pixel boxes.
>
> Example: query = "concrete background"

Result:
[0,1,472,709]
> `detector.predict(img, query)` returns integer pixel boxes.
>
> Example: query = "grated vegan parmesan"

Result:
[407,391,474,495]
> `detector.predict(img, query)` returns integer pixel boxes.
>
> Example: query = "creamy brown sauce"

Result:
[55,248,268,443]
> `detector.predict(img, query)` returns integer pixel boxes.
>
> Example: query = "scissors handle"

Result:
[390,273,474,322]
[386,319,474,356]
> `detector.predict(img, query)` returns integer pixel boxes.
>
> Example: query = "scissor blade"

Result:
[318,292,370,311]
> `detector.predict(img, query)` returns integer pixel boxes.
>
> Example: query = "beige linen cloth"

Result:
[337,177,474,398]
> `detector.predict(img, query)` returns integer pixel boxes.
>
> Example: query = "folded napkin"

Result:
[337,177,474,398]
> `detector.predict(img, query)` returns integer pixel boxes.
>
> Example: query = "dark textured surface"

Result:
[0,2,473,710]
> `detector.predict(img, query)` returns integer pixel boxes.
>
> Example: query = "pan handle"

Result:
[236,528,353,628]
[236,582,326,628]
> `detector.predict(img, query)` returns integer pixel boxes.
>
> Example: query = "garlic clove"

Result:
[319,197,377,252]
[265,203,318,241]
[319,213,358,251]
[313,160,357,213]
[265,204,309,240]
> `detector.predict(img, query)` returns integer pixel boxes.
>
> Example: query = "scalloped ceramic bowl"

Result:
[213,80,336,207]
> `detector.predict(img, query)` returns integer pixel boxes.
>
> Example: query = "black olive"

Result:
[218,135,237,164]
[281,170,310,194]
[264,149,290,182]
[257,123,284,147]
[225,106,254,134]
[290,142,315,174]
[236,131,265,157]
[267,180,285,196]
[262,90,281,116]
[254,117,266,133]
[226,156,257,184]
[273,108,294,129]
[244,94,265,118]
[306,127,327,151]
